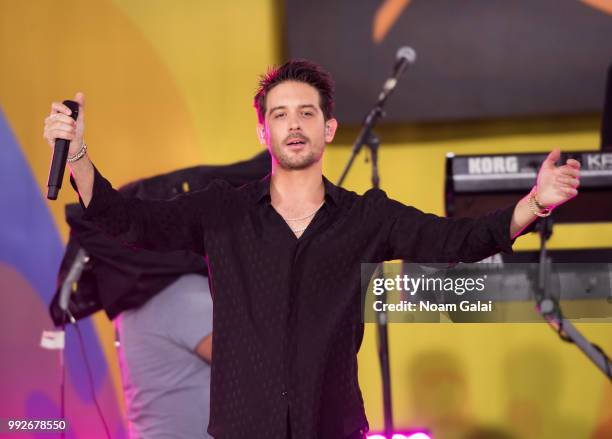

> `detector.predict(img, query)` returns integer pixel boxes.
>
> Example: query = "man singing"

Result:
[43,60,580,439]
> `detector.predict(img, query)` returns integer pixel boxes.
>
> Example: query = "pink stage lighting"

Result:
[367,433,432,439]
[398,434,432,439]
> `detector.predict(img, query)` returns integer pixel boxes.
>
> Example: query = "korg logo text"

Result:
[468,156,519,174]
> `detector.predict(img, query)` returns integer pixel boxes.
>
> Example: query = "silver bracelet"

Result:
[67,142,87,163]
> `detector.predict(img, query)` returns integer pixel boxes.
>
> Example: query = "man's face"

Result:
[258,81,337,170]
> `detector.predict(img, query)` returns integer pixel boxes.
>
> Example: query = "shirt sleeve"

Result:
[71,166,225,255]
[381,194,517,263]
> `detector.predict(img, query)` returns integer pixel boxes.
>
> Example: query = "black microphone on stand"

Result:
[336,46,416,437]
[337,46,416,187]
[47,100,79,200]
[377,46,417,104]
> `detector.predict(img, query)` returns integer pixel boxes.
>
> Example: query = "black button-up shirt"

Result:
[79,167,516,439]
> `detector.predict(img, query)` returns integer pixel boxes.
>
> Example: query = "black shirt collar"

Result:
[255,173,340,207]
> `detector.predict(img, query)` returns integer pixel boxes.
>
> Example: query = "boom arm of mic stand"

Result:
[536,217,612,381]
[537,298,612,381]
[336,106,384,187]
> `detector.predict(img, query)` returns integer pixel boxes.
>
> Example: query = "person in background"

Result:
[50,152,270,439]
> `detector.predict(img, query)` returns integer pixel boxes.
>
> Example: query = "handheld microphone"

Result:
[378,46,417,103]
[47,100,79,200]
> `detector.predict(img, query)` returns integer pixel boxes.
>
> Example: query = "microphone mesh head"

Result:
[396,46,416,64]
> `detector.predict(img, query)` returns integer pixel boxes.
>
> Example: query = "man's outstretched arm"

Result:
[380,148,581,264]
[43,92,215,255]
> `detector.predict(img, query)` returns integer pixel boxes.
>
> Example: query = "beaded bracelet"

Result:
[67,142,87,163]
[528,191,552,218]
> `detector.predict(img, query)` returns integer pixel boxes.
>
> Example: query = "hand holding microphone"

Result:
[43,92,86,200]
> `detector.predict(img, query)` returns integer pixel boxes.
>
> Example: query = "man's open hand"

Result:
[534,148,581,209]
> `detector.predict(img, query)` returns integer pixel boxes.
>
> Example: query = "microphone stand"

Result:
[336,49,414,436]
[59,248,89,316]
[337,92,386,188]
[535,217,612,381]
[58,248,89,439]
